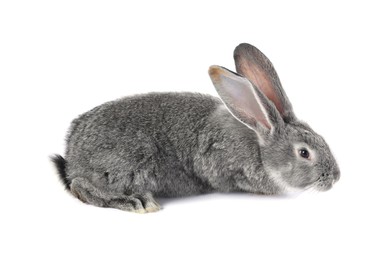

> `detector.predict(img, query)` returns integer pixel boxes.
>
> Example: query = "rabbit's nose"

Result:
[332,168,340,183]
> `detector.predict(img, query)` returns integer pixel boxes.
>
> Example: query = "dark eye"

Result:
[299,148,310,159]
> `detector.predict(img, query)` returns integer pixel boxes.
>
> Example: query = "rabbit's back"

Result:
[65,92,221,197]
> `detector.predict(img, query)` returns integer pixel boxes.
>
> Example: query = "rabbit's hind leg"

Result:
[108,193,161,213]
[70,177,161,213]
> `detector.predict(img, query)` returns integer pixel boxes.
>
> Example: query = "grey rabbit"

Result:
[52,43,340,213]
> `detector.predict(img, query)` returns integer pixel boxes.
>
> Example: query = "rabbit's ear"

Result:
[234,43,296,123]
[209,65,281,136]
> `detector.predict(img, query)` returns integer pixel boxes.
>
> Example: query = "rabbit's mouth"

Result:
[314,181,333,191]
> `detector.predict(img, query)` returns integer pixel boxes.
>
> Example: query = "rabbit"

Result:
[51,43,340,213]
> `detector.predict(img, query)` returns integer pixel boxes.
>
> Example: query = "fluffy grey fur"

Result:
[52,43,340,213]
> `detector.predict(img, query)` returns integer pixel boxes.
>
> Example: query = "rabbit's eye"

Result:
[299,148,310,159]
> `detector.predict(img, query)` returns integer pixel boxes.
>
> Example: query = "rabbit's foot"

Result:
[109,193,161,213]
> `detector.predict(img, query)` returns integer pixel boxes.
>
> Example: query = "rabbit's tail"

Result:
[50,154,71,190]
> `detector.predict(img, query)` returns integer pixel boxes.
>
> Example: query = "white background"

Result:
[1,1,383,259]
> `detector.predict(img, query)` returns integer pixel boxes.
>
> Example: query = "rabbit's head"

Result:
[208,43,339,193]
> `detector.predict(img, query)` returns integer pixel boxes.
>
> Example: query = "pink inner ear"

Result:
[240,60,284,116]
[230,94,272,130]
[218,71,272,130]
